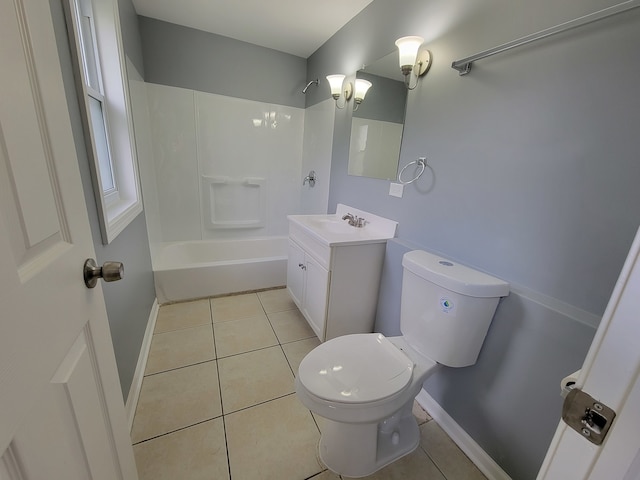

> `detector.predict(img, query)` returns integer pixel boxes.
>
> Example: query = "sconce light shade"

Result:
[326,74,346,99]
[395,35,432,90]
[354,79,372,103]
[395,36,424,73]
[326,74,353,109]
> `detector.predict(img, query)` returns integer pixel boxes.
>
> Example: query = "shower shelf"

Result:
[201,175,266,229]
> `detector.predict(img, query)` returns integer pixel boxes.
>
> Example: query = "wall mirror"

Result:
[348,52,407,180]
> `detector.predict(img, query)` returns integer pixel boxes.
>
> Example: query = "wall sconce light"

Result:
[395,36,432,90]
[353,79,372,111]
[326,74,353,109]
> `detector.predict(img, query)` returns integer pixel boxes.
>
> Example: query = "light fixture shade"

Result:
[326,74,346,98]
[354,79,372,102]
[395,36,424,68]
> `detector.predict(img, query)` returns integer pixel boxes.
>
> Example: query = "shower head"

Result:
[302,79,319,94]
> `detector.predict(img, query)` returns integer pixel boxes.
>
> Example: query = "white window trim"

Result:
[64,0,142,244]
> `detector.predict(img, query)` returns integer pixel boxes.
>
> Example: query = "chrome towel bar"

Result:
[451,0,640,75]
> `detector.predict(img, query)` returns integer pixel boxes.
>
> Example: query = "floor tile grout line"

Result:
[153,321,211,335]
[217,342,283,361]
[259,293,277,334]
[220,414,232,480]
[212,332,317,362]
[210,311,270,325]
[208,299,233,480]
[281,343,296,378]
[223,391,298,417]
[151,322,213,338]
[304,471,335,480]
[422,447,452,480]
[309,411,322,436]
[143,357,217,378]
[210,302,233,480]
[131,415,223,446]
[260,296,309,378]
[280,334,317,345]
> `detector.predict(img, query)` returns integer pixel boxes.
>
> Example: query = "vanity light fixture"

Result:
[326,74,353,109]
[353,79,372,111]
[395,36,432,90]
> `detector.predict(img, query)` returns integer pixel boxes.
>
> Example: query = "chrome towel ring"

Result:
[398,157,427,185]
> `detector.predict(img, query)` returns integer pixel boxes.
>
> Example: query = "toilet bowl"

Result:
[296,333,439,477]
[295,250,509,477]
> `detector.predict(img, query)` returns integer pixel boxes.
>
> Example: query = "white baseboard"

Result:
[416,389,512,480]
[125,298,159,431]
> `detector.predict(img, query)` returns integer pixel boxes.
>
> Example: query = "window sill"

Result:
[102,195,143,244]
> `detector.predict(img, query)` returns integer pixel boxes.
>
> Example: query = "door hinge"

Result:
[561,388,616,445]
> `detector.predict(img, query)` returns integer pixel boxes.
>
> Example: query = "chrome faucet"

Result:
[342,213,366,228]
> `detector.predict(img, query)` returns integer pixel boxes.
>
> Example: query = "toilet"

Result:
[295,250,509,478]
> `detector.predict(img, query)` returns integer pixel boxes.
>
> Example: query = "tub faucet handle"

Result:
[303,170,316,187]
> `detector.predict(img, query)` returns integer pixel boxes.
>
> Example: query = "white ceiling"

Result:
[131,0,375,58]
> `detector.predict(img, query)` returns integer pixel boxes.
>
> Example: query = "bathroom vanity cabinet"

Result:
[287,209,395,342]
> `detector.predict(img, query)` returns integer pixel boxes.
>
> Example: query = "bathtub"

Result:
[153,237,288,303]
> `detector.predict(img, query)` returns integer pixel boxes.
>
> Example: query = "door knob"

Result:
[84,258,124,288]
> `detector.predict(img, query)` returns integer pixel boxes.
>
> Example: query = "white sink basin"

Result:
[288,204,398,246]
[306,217,358,234]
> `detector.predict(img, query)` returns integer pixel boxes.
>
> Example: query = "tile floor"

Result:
[131,288,488,480]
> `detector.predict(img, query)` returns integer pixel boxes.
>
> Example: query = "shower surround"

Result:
[133,82,306,300]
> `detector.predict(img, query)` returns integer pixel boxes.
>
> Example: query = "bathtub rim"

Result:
[151,236,289,272]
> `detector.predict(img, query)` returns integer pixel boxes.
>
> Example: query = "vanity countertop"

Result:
[288,204,397,247]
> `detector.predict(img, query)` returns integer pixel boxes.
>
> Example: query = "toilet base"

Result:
[318,401,419,478]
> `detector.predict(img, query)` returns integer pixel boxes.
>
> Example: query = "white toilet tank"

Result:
[401,250,509,368]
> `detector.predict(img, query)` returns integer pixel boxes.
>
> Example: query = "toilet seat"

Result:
[298,333,414,405]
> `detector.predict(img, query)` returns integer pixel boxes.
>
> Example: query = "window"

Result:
[65,0,142,243]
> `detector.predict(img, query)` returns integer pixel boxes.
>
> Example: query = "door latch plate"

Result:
[561,388,615,445]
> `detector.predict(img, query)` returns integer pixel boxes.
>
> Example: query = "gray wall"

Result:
[309,0,640,478]
[138,16,307,108]
[51,0,156,400]
[118,0,145,75]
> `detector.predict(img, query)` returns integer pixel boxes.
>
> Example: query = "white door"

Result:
[0,0,138,478]
[537,226,640,479]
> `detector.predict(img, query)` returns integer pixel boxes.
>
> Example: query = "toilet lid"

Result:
[298,333,414,404]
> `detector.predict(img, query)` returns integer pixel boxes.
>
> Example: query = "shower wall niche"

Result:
[138,83,305,243]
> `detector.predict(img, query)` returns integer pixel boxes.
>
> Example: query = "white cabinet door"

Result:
[287,240,305,308]
[0,0,137,477]
[302,255,330,341]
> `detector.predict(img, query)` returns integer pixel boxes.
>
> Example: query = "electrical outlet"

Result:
[389,182,404,198]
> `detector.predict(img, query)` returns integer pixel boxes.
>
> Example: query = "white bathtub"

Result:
[153,237,288,303]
